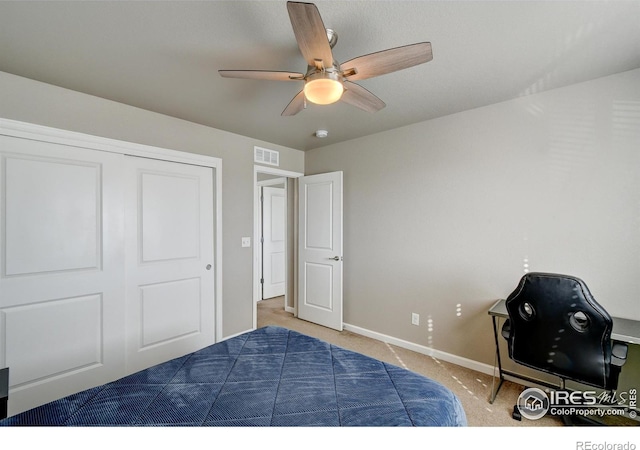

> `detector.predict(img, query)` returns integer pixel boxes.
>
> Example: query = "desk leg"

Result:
[0,368,7,420]
[489,315,505,404]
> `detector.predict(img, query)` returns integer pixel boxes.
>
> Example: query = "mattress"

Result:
[0,326,467,426]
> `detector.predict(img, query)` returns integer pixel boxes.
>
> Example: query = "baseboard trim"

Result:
[343,322,496,376]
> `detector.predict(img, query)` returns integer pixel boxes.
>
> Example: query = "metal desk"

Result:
[488,299,640,403]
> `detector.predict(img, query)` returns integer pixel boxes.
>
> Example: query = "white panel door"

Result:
[298,172,343,331]
[125,156,215,374]
[0,135,125,415]
[262,186,285,299]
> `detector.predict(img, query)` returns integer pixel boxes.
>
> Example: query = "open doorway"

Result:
[252,165,303,330]
[258,177,285,301]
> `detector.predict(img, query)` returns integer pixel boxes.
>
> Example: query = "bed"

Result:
[0,326,466,426]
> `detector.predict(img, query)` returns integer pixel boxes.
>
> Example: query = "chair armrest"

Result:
[501,319,511,340]
[611,342,628,367]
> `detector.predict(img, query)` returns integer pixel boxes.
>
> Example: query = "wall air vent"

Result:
[254,146,279,167]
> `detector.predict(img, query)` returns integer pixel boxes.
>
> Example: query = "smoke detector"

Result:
[315,129,328,138]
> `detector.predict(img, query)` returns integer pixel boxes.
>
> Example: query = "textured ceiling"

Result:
[1,1,639,151]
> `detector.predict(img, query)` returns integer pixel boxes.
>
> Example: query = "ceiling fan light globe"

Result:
[304,78,344,105]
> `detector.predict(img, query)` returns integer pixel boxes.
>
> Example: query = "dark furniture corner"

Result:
[0,368,8,420]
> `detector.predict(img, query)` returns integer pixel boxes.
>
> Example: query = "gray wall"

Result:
[305,69,640,367]
[2,67,639,371]
[0,71,304,339]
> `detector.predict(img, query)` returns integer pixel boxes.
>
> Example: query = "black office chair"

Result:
[501,272,628,424]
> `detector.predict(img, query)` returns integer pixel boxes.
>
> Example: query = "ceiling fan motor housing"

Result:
[326,28,338,48]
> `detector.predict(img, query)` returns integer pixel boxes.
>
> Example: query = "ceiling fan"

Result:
[219,1,433,116]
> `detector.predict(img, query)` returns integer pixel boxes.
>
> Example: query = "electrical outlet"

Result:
[241,237,251,248]
[411,313,420,326]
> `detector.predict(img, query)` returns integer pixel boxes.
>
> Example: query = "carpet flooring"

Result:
[257,296,563,427]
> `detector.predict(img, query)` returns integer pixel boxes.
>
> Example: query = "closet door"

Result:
[0,135,125,415]
[124,156,215,373]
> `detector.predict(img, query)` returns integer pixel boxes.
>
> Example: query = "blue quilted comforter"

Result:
[0,326,466,426]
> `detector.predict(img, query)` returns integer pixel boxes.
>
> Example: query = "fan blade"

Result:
[282,90,306,116]
[341,81,385,112]
[219,70,303,81]
[341,42,433,81]
[287,1,334,68]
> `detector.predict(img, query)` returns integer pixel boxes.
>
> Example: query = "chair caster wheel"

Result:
[512,406,522,421]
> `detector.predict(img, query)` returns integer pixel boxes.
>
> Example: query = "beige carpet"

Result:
[257,296,563,427]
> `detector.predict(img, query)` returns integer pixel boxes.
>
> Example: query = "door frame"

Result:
[0,118,224,342]
[252,165,303,330]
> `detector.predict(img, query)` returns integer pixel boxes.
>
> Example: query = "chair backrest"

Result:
[505,272,614,389]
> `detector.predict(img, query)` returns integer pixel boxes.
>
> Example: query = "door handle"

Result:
[206,264,212,270]
[329,256,342,261]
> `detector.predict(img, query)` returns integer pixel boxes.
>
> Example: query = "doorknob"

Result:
[206,264,212,270]
[329,256,342,261]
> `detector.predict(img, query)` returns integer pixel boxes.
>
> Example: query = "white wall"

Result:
[0,71,305,338]
[305,69,640,366]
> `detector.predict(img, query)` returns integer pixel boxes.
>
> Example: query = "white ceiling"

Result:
[1,1,639,151]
